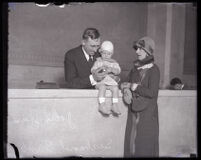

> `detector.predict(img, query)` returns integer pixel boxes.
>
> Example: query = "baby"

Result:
[91,41,121,116]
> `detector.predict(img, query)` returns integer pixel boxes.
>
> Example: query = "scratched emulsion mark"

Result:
[66,112,77,130]
[10,111,77,130]
[59,138,112,152]
[44,111,77,130]
[10,117,40,126]
[18,139,112,157]
[19,140,55,156]
[8,3,16,11]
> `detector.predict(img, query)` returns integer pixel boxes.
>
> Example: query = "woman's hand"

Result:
[122,88,132,105]
[120,82,131,90]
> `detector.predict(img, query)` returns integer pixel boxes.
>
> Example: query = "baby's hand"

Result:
[96,66,106,73]
[106,67,112,73]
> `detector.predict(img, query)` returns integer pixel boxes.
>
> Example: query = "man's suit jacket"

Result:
[64,45,100,89]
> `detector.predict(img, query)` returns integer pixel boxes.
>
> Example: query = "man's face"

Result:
[174,84,184,90]
[82,37,101,56]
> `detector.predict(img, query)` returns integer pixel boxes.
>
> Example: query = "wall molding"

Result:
[8,53,133,71]
[8,53,64,67]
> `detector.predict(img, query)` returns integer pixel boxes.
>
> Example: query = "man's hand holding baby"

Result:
[92,66,108,82]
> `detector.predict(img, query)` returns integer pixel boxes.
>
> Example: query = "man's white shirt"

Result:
[82,46,97,86]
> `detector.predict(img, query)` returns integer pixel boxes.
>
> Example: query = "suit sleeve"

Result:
[64,52,92,89]
[134,66,160,98]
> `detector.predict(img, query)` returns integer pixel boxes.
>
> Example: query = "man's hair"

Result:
[170,77,182,86]
[82,28,100,40]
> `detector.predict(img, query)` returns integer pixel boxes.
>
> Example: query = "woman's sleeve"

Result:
[134,66,160,98]
[124,68,133,83]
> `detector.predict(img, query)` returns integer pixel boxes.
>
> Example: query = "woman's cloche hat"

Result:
[133,36,155,56]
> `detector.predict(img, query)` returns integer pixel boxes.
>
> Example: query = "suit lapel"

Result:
[77,46,90,69]
[77,46,100,70]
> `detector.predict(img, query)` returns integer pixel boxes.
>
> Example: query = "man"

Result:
[64,28,104,89]
[169,77,185,90]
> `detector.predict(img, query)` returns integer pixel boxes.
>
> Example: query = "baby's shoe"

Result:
[99,102,111,115]
[111,103,121,116]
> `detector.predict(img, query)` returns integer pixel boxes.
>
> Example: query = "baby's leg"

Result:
[98,84,106,99]
[110,85,121,115]
[98,84,111,115]
[111,85,119,98]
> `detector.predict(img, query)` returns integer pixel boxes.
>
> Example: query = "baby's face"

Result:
[100,50,113,59]
[174,84,184,90]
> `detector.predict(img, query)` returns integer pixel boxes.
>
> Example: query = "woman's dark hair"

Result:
[82,28,100,40]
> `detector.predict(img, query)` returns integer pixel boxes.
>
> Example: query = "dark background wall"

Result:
[170,3,196,88]
[8,2,147,88]
[8,2,196,89]
[183,3,197,75]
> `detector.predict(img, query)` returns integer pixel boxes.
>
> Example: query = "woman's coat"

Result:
[124,63,160,157]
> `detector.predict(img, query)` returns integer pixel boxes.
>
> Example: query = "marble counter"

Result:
[7,89,197,158]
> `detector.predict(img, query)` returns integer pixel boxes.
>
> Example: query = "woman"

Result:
[121,37,160,157]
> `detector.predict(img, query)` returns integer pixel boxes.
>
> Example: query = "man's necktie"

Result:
[88,55,94,68]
